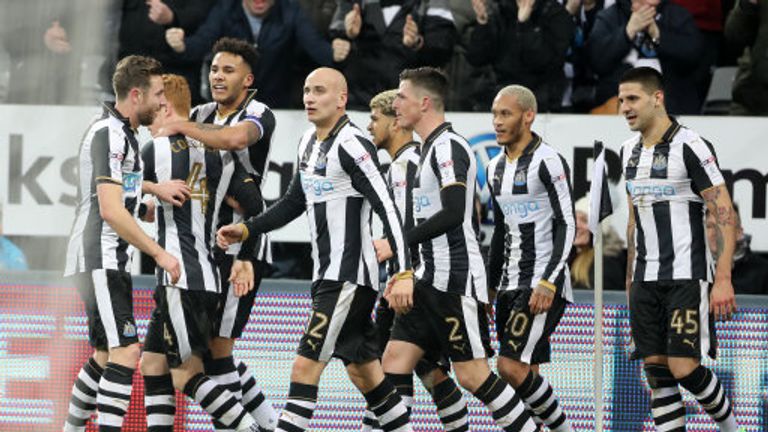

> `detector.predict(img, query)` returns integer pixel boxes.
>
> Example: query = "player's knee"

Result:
[666,357,699,380]
[418,367,448,393]
[208,337,235,358]
[497,358,530,388]
[643,363,677,389]
[92,349,109,368]
[454,360,490,392]
[290,356,324,384]
[139,352,169,376]
[109,343,141,367]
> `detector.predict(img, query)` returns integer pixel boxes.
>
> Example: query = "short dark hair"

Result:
[212,37,259,74]
[399,67,449,111]
[112,55,163,100]
[619,67,665,94]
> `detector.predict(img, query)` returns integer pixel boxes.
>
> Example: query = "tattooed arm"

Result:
[625,194,635,302]
[157,120,262,151]
[701,184,737,321]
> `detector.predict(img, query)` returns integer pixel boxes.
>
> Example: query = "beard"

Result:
[138,106,158,127]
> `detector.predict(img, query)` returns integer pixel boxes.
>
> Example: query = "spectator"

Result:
[570,196,626,290]
[561,0,610,111]
[587,0,703,114]
[706,205,768,295]
[166,0,340,108]
[467,0,574,113]
[0,204,28,271]
[329,0,457,110]
[299,0,338,38]
[671,0,725,111]
[725,0,768,116]
[107,0,215,105]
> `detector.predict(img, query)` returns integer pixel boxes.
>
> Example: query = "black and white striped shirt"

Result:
[413,123,487,300]
[385,142,420,276]
[142,134,237,291]
[191,90,274,262]
[65,103,143,276]
[621,119,724,283]
[241,115,411,289]
[486,135,576,301]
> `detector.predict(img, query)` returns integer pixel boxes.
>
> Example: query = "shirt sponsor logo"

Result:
[301,176,334,196]
[627,182,677,198]
[500,200,541,218]
[414,195,431,212]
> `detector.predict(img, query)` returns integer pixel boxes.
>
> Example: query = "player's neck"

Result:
[385,132,415,159]
[217,91,248,117]
[640,113,672,148]
[315,111,346,141]
[414,112,445,144]
[114,100,138,129]
[503,130,533,162]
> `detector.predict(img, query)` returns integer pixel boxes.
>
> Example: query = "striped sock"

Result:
[363,379,411,432]
[206,356,243,431]
[237,359,278,431]
[644,364,685,432]
[386,373,414,413]
[144,374,175,432]
[96,362,134,431]
[431,377,469,432]
[472,373,536,432]
[678,365,739,432]
[275,382,317,432]
[183,373,254,431]
[518,370,571,431]
[361,407,382,431]
[63,357,103,432]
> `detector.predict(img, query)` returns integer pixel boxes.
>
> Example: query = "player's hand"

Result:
[217,224,245,250]
[165,28,186,53]
[156,120,185,137]
[373,238,393,263]
[345,3,362,39]
[156,250,181,284]
[332,38,351,62]
[141,199,156,223]
[230,259,254,297]
[529,283,554,315]
[153,180,191,207]
[225,195,245,215]
[626,6,655,39]
[402,15,423,50]
[147,0,174,25]
[710,277,736,321]
[517,0,535,23]
[471,0,489,25]
[385,276,414,315]
[564,0,582,16]
[44,21,71,54]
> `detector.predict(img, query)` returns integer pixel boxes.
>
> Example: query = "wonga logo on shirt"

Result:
[500,200,542,218]
[301,174,335,197]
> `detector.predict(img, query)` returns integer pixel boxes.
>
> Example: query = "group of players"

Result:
[62,33,743,432]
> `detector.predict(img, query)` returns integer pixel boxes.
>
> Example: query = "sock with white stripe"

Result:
[275,382,317,432]
[386,373,414,414]
[431,377,469,432]
[183,373,254,431]
[517,370,571,431]
[237,359,278,431]
[677,365,739,432]
[363,379,412,432]
[644,364,685,432]
[143,374,175,432]
[472,373,536,432]
[96,362,134,432]
[63,357,103,431]
[361,407,383,432]
[206,356,244,431]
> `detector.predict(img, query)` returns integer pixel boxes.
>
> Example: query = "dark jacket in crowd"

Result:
[725,0,768,115]
[733,248,768,295]
[181,0,333,108]
[330,0,457,109]
[466,0,574,112]
[587,0,703,114]
[118,0,214,105]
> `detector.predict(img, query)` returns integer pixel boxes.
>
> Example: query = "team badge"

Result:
[514,169,527,186]
[652,154,668,171]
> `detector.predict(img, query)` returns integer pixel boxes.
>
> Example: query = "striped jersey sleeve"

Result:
[338,136,411,274]
[431,139,470,188]
[92,128,123,185]
[538,155,576,287]
[683,137,725,195]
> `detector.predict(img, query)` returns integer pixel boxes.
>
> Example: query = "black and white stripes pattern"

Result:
[644,364,685,432]
[236,359,278,430]
[432,377,469,432]
[473,373,536,432]
[486,135,575,301]
[96,362,134,431]
[276,382,318,432]
[143,374,176,432]
[183,373,253,430]
[363,379,411,432]
[385,143,421,275]
[64,357,103,431]
[678,365,739,431]
[518,370,571,431]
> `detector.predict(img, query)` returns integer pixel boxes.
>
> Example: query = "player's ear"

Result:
[244,73,254,88]
[338,90,348,110]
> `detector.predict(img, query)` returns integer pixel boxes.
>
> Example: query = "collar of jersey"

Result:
[423,122,452,146]
[102,102,132,130]
[216,89,258,120]
[317,114,350,141]
[505,132,542,162]
[393,141,419,160]
[636,116,681,149]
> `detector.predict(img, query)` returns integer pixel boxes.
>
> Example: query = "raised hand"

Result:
[345,3,363,39]
[471,0,489,25]
[165,28,186,53]
[44,21,71,54]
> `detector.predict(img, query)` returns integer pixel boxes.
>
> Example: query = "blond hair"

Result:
[497,85,538,114]
[369,89,398,117]
[162,74,191,118]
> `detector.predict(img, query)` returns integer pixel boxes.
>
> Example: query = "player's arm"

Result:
[140,141,191,207]
[684,138,737,320]
[406,140,468,246]
[625,193,636,300]
[226,161,264,218]
[159,120,261,151]
[533,155,576,314]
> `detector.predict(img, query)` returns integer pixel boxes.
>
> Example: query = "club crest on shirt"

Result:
[122,322,137,338]
[652,154,668,171]
[514,169,527,186]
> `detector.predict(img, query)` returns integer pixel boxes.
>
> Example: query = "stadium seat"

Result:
[701,66,738,115]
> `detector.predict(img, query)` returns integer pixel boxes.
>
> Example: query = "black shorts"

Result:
[152,285,219,368]
[630,280,717,360]
[390,281,493,363]
[297,280,380,365]
[375,297,450,376]
[213,256,266,339]
[495,289,567,364]
[74,269,138,350]
[143,307,165,355]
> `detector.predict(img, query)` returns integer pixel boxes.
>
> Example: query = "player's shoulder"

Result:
[191,102,217,122]
[672,124,708,150]
[243,97,272,117]
[338,121,373,149]
[487,151,504,173]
